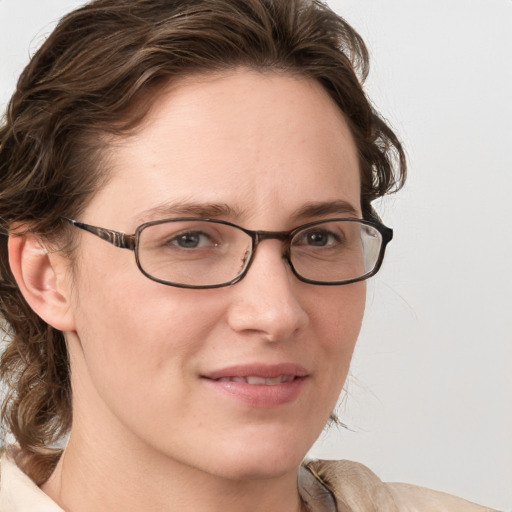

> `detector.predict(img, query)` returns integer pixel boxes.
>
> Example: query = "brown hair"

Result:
[0,0,406,482]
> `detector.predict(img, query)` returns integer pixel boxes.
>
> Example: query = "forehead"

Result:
[87,69,361,229]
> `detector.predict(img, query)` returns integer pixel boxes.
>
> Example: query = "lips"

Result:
[215,375,295,385]
[203,363,308,381]
[201,363,308,407]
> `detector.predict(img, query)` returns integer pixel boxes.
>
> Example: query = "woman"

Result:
[0,0,497,511]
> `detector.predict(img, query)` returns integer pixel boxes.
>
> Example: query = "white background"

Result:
[0,1,510,510]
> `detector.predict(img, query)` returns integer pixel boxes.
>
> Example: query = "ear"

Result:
[8,231,76,332]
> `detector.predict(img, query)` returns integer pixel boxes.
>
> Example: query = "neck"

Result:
[41,417,305,512]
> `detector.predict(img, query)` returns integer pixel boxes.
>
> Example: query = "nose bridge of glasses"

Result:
[253,230,290,243]
[252,230,292,258]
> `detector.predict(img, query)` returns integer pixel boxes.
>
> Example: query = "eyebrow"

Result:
[292,200,360,220]
[134,199,360,226]
[134,201,246,225]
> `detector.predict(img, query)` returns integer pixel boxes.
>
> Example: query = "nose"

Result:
[226,240,308,342]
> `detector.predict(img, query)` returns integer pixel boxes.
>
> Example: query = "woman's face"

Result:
[65,69,365,480]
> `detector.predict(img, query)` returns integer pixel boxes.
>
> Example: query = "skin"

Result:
[11,69,365,512]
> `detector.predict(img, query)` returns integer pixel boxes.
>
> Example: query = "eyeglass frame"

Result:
[63,216,393,289]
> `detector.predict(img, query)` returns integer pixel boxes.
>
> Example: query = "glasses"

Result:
[64,217,393,289]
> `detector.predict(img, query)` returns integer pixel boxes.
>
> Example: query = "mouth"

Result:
[201,364,308,407]
[202,363,308,382]
[212,375,296,385]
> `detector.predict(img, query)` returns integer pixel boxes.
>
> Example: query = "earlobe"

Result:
[8,232,76,332]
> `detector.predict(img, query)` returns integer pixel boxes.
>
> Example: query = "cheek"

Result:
[310,281,365,348]
[309,282,365,393]
[69,258,225,404]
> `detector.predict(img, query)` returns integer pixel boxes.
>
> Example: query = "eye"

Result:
[296,229,341,247]
[168,230,218,249]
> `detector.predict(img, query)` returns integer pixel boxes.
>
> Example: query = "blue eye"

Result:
[297,229,341,247]
[169,231,217,249]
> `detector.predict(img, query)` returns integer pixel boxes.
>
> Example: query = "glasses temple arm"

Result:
[63,219,136,250]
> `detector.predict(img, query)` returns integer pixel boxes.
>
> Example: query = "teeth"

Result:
[216,376,294,385]
[246,376,270,385]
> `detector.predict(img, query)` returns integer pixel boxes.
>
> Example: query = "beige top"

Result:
[300,460,497,511]
[0,454,497,511]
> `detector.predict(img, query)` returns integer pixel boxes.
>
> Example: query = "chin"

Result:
[202,431,313,481]
[213,455,303,482]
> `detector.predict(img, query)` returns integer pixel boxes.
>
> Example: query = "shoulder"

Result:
[0,451,64,512]
[304,459,497,512]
